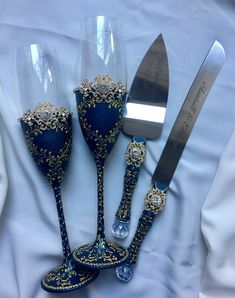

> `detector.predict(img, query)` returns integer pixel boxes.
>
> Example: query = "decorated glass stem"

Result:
[19,104,99,292]
[116,183,167,282]
[72,75,129,269]
[72,16,129,269]
[16,44,99,293]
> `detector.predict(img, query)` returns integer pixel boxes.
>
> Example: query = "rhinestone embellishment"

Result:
[18,102,71,130]
[76,75,127,101]
[130,147,141,158]
[125,142,146,167]
[144,187,166,215]
[93,75,113,96]
[150,194,162,206]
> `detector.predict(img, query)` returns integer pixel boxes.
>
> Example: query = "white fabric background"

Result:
[200,131,235,298]
[0,131,8,216]
[0,1,235,297]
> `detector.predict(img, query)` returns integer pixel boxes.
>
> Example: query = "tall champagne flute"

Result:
[17,44,99,293]
[72,16,129,269]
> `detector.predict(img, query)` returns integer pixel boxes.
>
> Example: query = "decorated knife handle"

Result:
[128,209,155,265]
[116,185,167,282]
[112,138,146,239]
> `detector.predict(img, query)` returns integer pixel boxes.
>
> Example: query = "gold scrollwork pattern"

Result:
[128,187,167,266]
[96,163,105,238]
[79,116,122,162]
[73,239,128,268]
[19,102,71,131]
[115,141,146,221]
[75,74,127,103]
[116,166,139,220]
[42,263,77,290]
[77,75,127,162]
[19,102,72,185]
[41,262,97,291]
[128,211,154,266]
[53,185,71,260]
[125,141,146,167]
[72,76,128,268]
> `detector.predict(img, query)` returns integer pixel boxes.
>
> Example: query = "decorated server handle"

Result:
[115,184,167,282]
[112,137,146,239]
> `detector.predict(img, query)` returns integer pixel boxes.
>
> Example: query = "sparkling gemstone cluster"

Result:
[76,75,127,101]
[19,102,71,130]
[144,187,166,215]
[125,141,146,168]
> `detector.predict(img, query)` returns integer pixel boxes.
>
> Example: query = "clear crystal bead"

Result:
[112,219,129,239]
[116,264,134,282]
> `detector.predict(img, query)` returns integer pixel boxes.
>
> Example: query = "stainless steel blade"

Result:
[123,34,169,139]
[151,40,225,186]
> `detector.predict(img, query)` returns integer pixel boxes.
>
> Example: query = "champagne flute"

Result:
[17,43,99,293]
[72,16,129,269]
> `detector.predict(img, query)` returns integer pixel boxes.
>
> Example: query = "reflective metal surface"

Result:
[152,40,225,186]
[123,34,169,139]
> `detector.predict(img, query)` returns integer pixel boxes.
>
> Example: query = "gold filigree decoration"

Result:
[43,263,77,289]
[23,133,72,185]
[76,75,127,163]
[73,240,128,268]
[144,187,166,215]
[19,102,72,185]
[116,166,139,220]
[79,116,122,162]
[74,74,127,103]
[128,212,154,265]
[41,262,97,291]
[125,141,146,167]
[18,102,71,131]
[72,76,128,268]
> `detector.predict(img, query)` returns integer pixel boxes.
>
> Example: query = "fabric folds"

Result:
[200,130,235,298]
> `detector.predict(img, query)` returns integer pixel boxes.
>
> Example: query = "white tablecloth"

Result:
[0,1,235,297]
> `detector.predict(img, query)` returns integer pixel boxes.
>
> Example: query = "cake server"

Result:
[112,34,169,238]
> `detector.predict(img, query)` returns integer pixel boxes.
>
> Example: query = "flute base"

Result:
[72,240,129,269]
[112,219,129,239]
[41,259,99,293]
[116,263,134,282]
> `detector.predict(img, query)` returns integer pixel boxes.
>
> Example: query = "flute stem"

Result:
[95,163,106,242]
[53,184,71,262]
